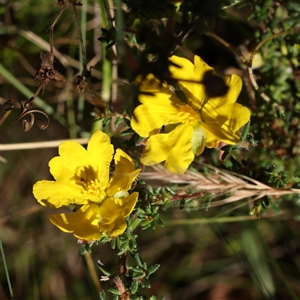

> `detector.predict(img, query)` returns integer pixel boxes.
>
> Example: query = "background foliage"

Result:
[1,0,300,299]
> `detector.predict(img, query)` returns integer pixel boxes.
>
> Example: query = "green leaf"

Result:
[98,265,111,276]
[80,243,93,255]
[102,116,112,127]
[133,270,145,280]
[155,218,164,227]
[108,288,121,296]
[120,128,134,136]
[203,194,213,211]
[123,117,131,127]
[240,120,251,141]
[110,238,116,249]
[148,264,160,275]
[130,280,139,294]
[114,117,124,127]
[99,290,106,300]
[147,185,154,194]
[117,247,128,256]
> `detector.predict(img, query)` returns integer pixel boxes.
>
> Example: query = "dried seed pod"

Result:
[23,119,33,132]
[2,100,15,112]
[2,99,50,131]
[74,75,88,92]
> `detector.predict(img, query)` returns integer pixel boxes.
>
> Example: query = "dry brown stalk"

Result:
[139,164,300,207]
[0,138,89,151]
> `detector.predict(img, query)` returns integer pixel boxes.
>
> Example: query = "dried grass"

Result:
[140,164,300,207]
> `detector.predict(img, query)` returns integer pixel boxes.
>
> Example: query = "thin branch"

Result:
[204,31,271,101]
[0,138,89,151]
[248,27,300,68]
[47,2,68,62]
[18,29,101,78]
[204,31,247,64]
[205,27,300,102]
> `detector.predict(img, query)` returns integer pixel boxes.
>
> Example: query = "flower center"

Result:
[81,178,107,203]
[177,104,200,125]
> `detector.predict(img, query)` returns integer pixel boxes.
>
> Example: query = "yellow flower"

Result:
[33,131,141,241]
[131,55,251,174]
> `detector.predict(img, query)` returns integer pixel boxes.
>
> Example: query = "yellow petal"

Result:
[137,74,172,94]
[205,74,243,110]
[131,87,183,137]
[141,124,194,174]
[202,103,251,147]
[58,131,113,187]
[58,140,89,176]
[87,130,114,185]
[33,179,85,208]
[99,193,138,236]
[218,103,251,133]
[48,156,74,182]
[222,74,243,104]
[169,55,213,110]
[49,203,102,241]
[203,122,238,148]
[107,149,141,196]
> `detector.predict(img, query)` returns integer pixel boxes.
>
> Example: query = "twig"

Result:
[205,27,300,102]
[0,138,89,151]
[47,2,68,63]
[204,31,247,64]
[203,31,271,101]
[248,27,300,69]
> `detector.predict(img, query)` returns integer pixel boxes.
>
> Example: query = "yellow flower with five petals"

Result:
[33,130,141,241]
[131,55,251,174]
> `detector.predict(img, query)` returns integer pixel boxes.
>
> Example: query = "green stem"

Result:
[70,2,87,72]
[113,0,125,58]
[99,0,111,27]
[99,0,112,102]
[165,215,259,225]
[254,223,300,300]
[66,94,77,138]
[0,239,14,299]
[77,0,87,121]
[100,45,112,103]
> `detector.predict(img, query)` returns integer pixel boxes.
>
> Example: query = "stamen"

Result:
[177,105,200,125]
[81,178,107,203]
